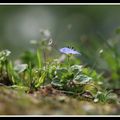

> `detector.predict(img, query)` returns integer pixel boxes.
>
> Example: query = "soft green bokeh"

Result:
[1,5,120,57]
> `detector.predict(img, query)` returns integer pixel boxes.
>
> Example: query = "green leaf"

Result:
[14,64,28,73]
[82,67,91,75]
[84,84,98,96]
[0,50,11,62]
[35,72,46,88]
[7,61,15,83]
[55,68,68,78]
[73,74,92,85]
[51,79,63,88]
[36,49,42,68]
[70,65,82,74]
[11,85,29,92]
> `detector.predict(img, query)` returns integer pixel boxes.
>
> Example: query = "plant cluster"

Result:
[0,29,118,103]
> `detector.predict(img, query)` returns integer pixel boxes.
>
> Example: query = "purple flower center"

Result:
[59,47,81,55]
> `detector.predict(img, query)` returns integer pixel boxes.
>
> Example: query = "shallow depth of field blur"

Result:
[1,6,120,55]
[0,5,120,115]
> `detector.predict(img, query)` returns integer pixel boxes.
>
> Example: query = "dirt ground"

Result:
[0,85,120,115]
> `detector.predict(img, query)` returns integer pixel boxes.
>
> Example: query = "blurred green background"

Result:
[0,5,120,89]
[0,5,120,57]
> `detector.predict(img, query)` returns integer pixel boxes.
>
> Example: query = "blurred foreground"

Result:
[0,86,119,115]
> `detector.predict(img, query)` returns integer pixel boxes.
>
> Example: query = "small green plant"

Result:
[50,47,100,100]
[0,29,116,104]
[0,50,13,85]
[0,50,11,74]
[98,29,120,89]
[93,89,118,104]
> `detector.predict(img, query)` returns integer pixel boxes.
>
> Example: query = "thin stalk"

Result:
[67,54,70,69]
[28,62,32,88]
[5,60,9,77]
[37,48,42,68]
[89,55,98,75]
[0,64,3,75]
[113,47,120,72]
[43,48,46,69]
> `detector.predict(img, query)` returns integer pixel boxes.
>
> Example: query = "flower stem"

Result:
[67,55,70,69]
[43,48,46,69]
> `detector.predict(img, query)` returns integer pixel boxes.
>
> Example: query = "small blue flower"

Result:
[59,47,81,55]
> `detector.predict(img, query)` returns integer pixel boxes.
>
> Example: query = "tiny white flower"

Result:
[40,29,51,40]
[94,98,99,103]
[99,49,103,54]
[48,38,53,45]
[97,91,102,95]
[30,40,37,45]
[98,81,103,85]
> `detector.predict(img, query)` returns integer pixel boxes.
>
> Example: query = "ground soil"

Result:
[0,85,120,115]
